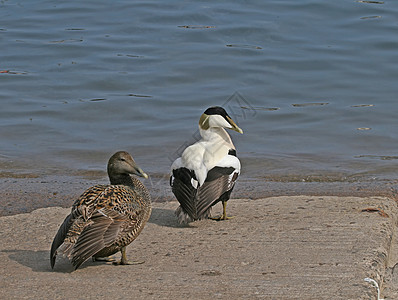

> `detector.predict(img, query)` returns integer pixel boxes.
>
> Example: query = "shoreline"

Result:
[2,150,398,216]
[1,172,397,217]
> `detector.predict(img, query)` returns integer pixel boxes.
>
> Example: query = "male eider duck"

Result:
[50,151,151,270]
[170,106,243,223]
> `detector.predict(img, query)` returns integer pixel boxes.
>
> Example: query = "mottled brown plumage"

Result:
[50,151,151,270]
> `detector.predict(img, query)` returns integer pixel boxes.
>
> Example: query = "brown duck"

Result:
[50,151,151,270]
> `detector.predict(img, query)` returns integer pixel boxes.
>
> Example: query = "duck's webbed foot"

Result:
[210,214,235,221]
[112,247,145,265]
[92,256,116,263]
[210,201,234,221]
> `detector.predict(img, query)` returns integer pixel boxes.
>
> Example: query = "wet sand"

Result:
[0,172,397,217]
[1,196,398,299]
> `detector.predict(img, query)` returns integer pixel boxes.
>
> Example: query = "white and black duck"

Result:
[170,106,243,223]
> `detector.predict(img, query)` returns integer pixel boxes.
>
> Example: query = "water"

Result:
[1,0,398,185]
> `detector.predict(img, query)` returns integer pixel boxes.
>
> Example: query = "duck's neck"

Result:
[109,174,150,203]
[199,127,235,148]
[109,174,136,186]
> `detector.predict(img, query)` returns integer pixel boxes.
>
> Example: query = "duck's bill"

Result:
[136,167,149,179]
[226,116,243,134]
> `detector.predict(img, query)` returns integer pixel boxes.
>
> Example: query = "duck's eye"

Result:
[120,158,126,162]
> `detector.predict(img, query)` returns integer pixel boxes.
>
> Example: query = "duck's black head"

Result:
[199,106,243,133]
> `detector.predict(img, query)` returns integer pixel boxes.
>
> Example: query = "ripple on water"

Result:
[0,0,397,187]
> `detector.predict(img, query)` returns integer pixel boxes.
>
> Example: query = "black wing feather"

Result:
[171,168,198,219]
[171,166,238,220]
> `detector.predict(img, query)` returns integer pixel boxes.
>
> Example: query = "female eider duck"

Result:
[50,151,151,270]
[170,106,243,223]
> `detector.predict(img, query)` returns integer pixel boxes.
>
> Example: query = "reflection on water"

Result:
[226,44,263,49]
[351,104,374,107]
[356,1,384,4]
[0,0,398,185]
[292,103,329,107]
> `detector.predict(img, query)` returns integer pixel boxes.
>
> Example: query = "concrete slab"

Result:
[1,196,397,299]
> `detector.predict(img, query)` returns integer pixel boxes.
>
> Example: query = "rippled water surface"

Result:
[1,0,398,182]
